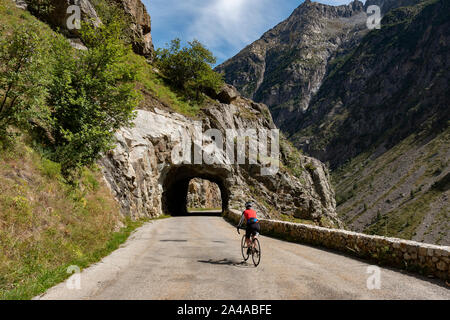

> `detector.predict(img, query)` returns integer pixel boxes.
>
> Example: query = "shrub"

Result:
[45,21,139,179]
[0,23,52,148]
[155,38,223,101]
[40,158,61,179]
[305,162,317,171]
[26,0,54,19]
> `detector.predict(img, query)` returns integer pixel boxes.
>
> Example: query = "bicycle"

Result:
[238,227,261,267]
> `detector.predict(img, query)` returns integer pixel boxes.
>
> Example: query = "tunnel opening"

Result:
[186,178,222,214]
[161,165,230,216]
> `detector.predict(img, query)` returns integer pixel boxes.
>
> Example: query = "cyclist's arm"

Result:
[237,213,245,228]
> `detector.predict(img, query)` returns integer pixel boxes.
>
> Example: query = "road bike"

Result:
[238,227,261,267]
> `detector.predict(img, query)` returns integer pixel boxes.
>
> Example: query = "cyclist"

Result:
[237,201,260,252]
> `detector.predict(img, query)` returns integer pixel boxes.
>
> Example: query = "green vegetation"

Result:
[46,21,139,178]
[0,0,183,300]
[333,126,449,243]
[155,38,223,102]
[26,0,54,18]
[364,191,438,239]
[0,2,139,179]
[280,136,304,179]
[0,23,52,150]
[305,162,317,172]
[0,138,154,300]
[90,0,138,48]
[126,53,203,117]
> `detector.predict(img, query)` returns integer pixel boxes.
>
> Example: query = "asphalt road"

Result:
[37,216,450,300]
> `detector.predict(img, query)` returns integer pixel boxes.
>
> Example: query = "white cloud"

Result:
[185,0,283,60]
[144,0,368,63]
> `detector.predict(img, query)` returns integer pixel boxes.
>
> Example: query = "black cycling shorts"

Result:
[245,222,260,239]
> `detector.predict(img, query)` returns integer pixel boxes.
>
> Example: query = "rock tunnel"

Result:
[161,165,232,216]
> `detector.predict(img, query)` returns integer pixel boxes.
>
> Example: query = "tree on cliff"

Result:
[46,20,140,179]
[155,38,223,101]
[0,17,140,180]
[0,24,52,149]
[26,0,54,18]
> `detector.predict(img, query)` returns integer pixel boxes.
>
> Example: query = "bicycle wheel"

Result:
[252,238,261,267]
[241,235,250,261]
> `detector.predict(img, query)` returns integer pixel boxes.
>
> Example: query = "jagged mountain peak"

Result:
[217,0,449,244]
[215,0,368,127]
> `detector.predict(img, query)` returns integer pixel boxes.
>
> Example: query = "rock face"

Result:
[13,0,27,10]
[215,0,431,133]
[100,89,339,226]
[20,0,153,58]
[112,0,154,58]
[187,178,222,209]
[24,0,102,35]
[215,0,368,131]
[215,0,449,245]
[303,0,449,245]
[290,0,449,169]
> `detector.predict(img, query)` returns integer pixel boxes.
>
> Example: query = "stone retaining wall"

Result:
[224,210,449,281]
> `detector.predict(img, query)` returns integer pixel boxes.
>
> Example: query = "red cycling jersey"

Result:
[244,209,257,221]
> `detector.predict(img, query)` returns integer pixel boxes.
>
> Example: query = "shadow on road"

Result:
[198,258,254,268]
[160,239,188,242]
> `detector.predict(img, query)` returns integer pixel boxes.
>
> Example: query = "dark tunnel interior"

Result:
[161,165,230,216]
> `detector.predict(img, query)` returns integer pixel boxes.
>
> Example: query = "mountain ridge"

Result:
[216,0,449,244]
[215,0,369,129]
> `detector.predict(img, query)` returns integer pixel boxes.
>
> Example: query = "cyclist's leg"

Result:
[245,226,252,247]
[252,223,261,250]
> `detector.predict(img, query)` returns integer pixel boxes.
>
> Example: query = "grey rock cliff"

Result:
[215,0,448,244]
[112,0,154,58]
[187,178,222,209]
[100,89,339,226]
[19,0,153,58]
[215,0,368,131]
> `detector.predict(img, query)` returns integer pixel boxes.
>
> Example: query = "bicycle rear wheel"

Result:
[252,238,261,267]
[241,235,250,261]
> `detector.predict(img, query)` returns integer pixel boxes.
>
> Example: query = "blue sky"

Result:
[143,0,356,65]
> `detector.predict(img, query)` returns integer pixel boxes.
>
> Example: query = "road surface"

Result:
[37,216,450,300]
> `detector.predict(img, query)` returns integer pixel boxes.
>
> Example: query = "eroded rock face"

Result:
[187,178,222,209]
[13,0,27,10]
[24,0,102,36]
[112,0,154,58]
[20,0,153,58]
[215,0,368,131]
[100,90,339,226]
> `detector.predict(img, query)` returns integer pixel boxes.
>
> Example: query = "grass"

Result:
[126,53,203,118]
[333,126,449,242]
[364,190,438,239]
[0,138,169,300]
[0,217,147,300]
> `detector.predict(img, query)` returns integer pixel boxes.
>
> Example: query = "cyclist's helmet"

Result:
[245,201,253,209]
